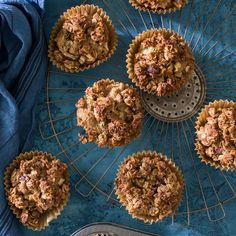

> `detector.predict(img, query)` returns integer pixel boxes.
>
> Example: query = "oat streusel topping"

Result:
[132,0,187,11]
[133,30,195,96]
[115,152,183,222]
[76,79,144,147]
[7,155,69,227]
[196,107,236,169]
[54,10,110,70]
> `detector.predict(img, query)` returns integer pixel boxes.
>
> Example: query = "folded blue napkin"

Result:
[0,0,47,235]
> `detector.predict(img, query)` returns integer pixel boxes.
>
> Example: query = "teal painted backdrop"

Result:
[22,0,236,235]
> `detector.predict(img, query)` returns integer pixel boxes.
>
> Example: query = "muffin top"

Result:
[131,0,187,11]
[54,8,111,70]
[7,154,69,227]
[76,79,144,147]
[115,152,183,222]
[132,30,195,96]
[197,107,236,169]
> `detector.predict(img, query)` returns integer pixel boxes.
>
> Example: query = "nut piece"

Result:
[76,79,144,147]
[115,151,184,222]
[130,0,187,11]
[129,29,195,96]
[196,106,236,170]
[6,154,69,228]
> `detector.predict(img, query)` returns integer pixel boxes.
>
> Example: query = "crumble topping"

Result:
[196,107,236,169]
[7,155,69,227]
[131,0,187,11]
[133,30,195,96]
[76,79,144,147]
[54,9,110,70]
[115,152,183,221]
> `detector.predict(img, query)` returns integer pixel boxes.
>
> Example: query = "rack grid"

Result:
[39,0,236,226]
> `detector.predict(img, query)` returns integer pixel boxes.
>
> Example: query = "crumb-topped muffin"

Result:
[76,79,144,147]
[115,151,184,222]
[127,29,195,96]
[4,151,70,230]
[129,0,188,13]
[196,101,236,171]
[49,4,117,72]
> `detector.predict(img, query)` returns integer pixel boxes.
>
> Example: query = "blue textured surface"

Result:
[23,0,236,235]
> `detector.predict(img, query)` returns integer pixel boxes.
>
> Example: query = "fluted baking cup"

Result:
[195,100,236,172]
[126,28,195,97]
[129,0,188,14]
[48,4,118,73]
[4,151,70,231]
[114,150,184,223]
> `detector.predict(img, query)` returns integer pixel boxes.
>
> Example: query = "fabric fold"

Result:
[0,1,46,235]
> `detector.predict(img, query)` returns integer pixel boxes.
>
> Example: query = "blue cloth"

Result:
[0,1,47,235]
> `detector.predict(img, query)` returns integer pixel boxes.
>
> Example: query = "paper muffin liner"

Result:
[114,150,184,223]
[48,4,118,73]
[195,100,236,172]
[129,0,188,14]
[126,28,195,97]
[4,151,70,231]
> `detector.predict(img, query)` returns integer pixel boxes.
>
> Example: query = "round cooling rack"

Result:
[39,0,236,226]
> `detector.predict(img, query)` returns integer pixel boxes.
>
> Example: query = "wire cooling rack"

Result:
[39,0,236,226]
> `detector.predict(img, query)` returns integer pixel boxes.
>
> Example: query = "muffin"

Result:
[4,151,70,231]
[195,100,236,171]
[129,0,188,13]
[76,79,144,147]
[115,151,184,222]
[127,29,195,96]
[48,4,117,73]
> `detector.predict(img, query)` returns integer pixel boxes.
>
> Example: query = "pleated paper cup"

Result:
[195,100,236,171]
[4,151,70,231]
[129,0,188,14]
[114,151,184,223]
[48,4,118,73]
[126,28,195,97]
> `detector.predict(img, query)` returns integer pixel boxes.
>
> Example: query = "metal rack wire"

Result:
[39,0,236,226]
